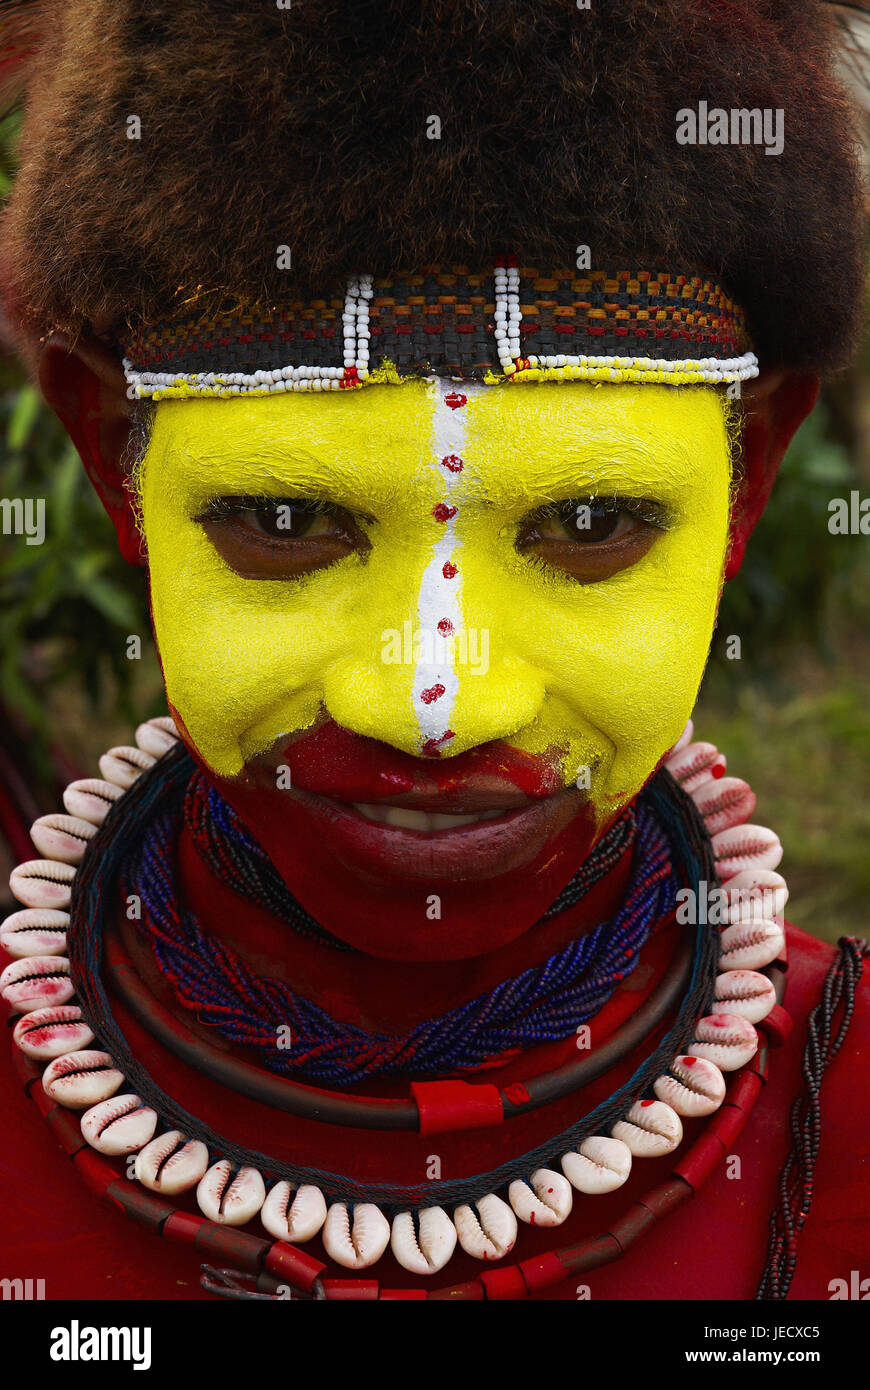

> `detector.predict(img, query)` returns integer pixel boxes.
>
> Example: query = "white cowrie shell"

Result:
[712,824,782,880]
[62,778,123,827]
[0,955,73,1012]
[30,814,95,865]
[81,1094,158,1155]
[689,1012,758,1070]
[261,1182,327,1243]
[561,1135,632,1193]
[9,860,76,910]
[714,970,777,1023]
[390,1207,457,1275]
[720,869,788,925]
[322,1202,390,1270]
[663,741,721,792]
[196,1161,265,1226]
[691,777,755,836]
[135,717,179,757]
[42,1050,124,1109]
[654,1055,726,1117]
[719,920,785,972]
[453,1193,517,1261]
[98,745,156,790]
[135,1131,209,1195]
[508,1168,573,1227]
[612,1100,683,1157]
[0,908,69,958]
[13,1004,94,1059]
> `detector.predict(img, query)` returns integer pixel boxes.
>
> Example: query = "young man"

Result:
[0,0,867,1300]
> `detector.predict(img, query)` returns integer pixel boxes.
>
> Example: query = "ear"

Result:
[37,331,146,566]
[725,369,820,581]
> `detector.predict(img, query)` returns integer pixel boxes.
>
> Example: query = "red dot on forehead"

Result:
[440,454,463,472]
[437,618,454,636]
[445,392,467,410]
[442,561,458,579]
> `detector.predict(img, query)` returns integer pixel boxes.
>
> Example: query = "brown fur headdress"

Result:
[0,0,866,373]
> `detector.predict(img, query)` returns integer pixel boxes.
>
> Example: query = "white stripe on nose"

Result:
[412,381,480,755]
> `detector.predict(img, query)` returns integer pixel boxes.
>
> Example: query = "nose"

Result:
[321,634,547,759]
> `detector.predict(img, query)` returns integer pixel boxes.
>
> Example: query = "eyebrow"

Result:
[471,435,707,508]
[169,442,403,509]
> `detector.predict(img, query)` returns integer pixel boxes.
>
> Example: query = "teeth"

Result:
[352,803,504,831]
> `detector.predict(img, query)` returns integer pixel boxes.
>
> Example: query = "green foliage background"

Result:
[1,113,868,942]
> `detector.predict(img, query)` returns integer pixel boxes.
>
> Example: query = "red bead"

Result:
[706,1101,750,1149]
[427,1279,486,1301]
[163,1210,206,1247]
[480,1266,527,1301]
[321,1279,379,1301]
[673,1133,727,1190]
[608,1200,658,1252]
[194,1222,269,1273]
[264,1240,326,1292]
[636,1179,693,1220]
[44,1099,88,1155]
[412,1079,504,1136]
[560,1232,622,1274]
[726,1070,763,1111]
[72,1147,118,1200]
[518,1251,571,1295]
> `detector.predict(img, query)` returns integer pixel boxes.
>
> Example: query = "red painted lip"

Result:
[229,722,588,882]
[282,783,585,882]
[272,720,565,809]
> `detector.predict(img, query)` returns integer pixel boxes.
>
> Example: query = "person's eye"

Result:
[195,496,369,578]
[516,497,669,582]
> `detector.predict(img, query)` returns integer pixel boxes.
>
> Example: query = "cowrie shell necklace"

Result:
[2,717,788,1283]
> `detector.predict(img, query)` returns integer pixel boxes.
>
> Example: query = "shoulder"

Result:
[782,922,870,1030]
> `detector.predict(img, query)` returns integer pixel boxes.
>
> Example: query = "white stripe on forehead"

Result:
[411,379,483,756]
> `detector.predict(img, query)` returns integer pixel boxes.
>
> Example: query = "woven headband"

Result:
[120,261,758,400]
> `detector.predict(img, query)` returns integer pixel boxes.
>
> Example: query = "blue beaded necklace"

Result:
[126,785,676,1085]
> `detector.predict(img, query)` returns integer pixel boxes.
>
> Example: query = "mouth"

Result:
[284,783,585,881]
[206,721,595,885]
[350,803,507,831]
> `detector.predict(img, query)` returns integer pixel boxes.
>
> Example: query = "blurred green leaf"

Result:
[6,383,39,450]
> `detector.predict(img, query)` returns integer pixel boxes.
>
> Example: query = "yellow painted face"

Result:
[139,380,732,825]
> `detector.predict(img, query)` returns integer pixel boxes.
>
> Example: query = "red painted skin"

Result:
[127,803,637,1034]
[178,716,611,963]
[1,912,867,1301]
